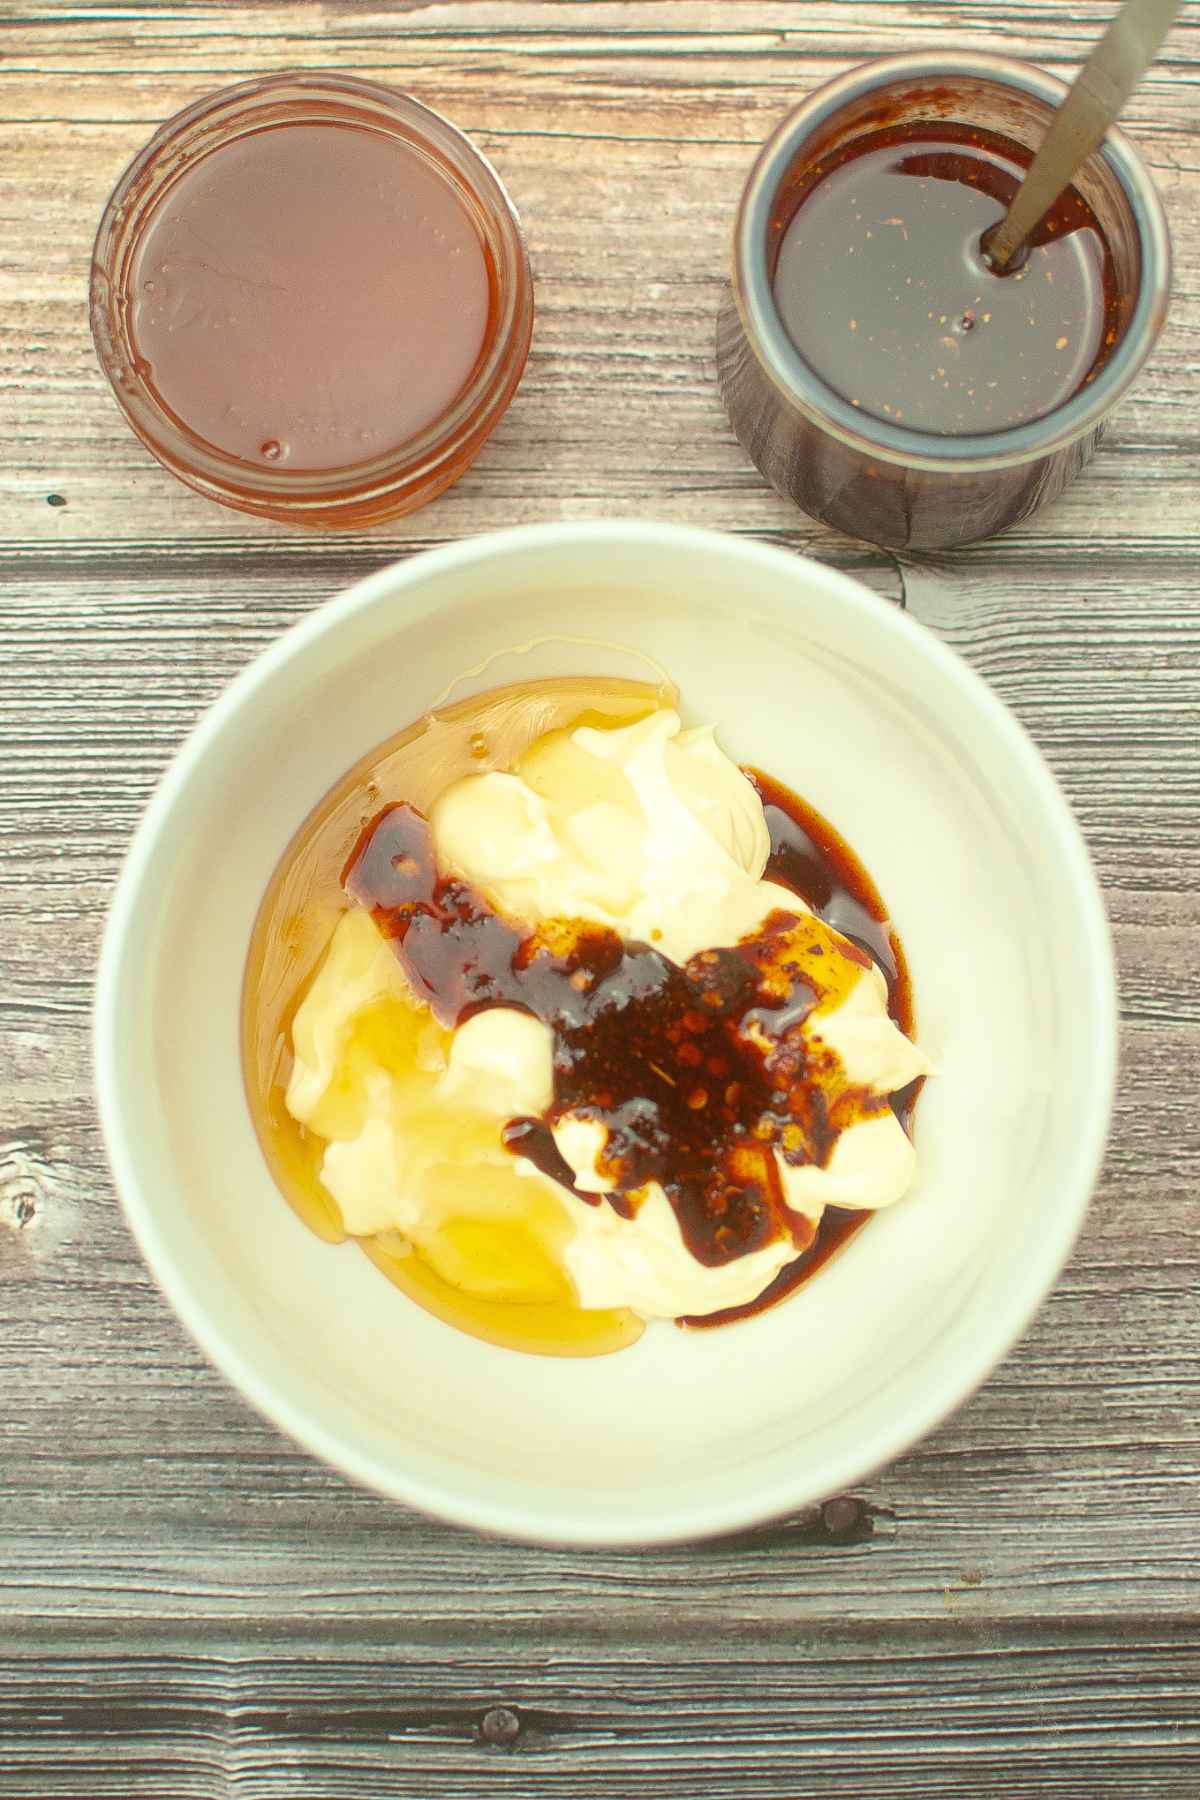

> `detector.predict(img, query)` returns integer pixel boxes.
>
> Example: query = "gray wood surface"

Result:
[2,2,1198,1795]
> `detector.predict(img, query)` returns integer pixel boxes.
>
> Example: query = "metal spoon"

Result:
[985,0,1181,273]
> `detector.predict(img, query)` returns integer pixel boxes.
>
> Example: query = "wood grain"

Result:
[1,3,1198,1795]
[2,1626,1198,1799]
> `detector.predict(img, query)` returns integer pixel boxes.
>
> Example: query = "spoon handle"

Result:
[987,0,1182,270]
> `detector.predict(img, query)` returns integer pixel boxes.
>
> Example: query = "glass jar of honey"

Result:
[91,73,534,528]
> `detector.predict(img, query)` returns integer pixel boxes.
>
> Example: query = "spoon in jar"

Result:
[984,0,1181,273]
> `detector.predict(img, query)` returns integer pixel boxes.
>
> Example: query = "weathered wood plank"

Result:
[1,1628,1198,1800]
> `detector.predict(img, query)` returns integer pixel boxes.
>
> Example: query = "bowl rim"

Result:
[93,520,1118,1546]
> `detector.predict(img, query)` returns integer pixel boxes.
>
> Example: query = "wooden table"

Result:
[3,4,1198,1794]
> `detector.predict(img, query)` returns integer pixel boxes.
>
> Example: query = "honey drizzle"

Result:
[241,677,671,1357]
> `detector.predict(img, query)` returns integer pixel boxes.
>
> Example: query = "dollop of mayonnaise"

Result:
[286,710,931,1319]
[431,709,793,965]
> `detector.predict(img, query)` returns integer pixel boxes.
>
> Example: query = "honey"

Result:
[242,676,671,1357]
[90,75,534,526]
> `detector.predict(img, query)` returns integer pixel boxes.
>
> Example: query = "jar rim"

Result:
[732,51,1171,475]
[89,72,534,522]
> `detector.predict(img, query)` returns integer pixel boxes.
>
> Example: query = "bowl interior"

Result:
[96,524,1114,1544]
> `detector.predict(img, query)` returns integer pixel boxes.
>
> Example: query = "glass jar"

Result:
[717,53,1170,550]
[90,73,534,528]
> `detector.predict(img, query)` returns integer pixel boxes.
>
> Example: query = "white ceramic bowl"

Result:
[94,522,1116,1546]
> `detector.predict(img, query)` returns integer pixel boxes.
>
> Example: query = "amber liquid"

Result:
[241,676,675,1358]
[131,123,492,469]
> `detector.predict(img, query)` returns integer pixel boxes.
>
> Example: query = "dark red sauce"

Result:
[498,1114,640,1217]
[771,121,1119,437]
[682,771,921,1328]
[753,770,910,1032]
[343,766,921,1327]
[344,798,889,1272]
